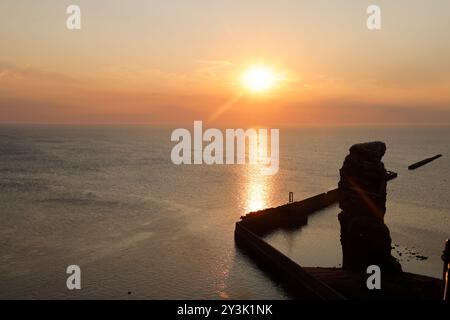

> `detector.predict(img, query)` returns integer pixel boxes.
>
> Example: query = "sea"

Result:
[0,124,449,299]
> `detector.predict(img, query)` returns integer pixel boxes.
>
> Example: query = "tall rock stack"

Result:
[338,142,402,273]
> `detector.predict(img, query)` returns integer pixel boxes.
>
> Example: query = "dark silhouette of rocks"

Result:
[338,142,402,273]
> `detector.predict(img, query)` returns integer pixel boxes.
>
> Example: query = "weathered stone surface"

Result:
[338,142,402,273]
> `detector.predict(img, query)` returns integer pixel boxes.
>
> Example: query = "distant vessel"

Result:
[408,154,442,170]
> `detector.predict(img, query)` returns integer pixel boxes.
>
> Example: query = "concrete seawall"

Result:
[234,173,442,299]
[235,222,345,299]
[239,189,339,235]
[235,188,343,299]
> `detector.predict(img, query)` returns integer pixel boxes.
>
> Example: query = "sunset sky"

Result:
[1,0,450,125]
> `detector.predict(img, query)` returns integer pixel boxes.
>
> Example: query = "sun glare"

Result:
[242,65,278,93]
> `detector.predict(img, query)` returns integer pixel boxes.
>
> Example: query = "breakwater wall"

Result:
[235,188,344,299]
[239,189,339,236]
[235,222,344,299]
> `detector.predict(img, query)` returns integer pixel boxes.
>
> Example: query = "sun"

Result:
[242,65,277,93]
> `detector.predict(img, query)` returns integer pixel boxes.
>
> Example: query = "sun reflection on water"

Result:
[245,170,272,212]
[242,139,276,213]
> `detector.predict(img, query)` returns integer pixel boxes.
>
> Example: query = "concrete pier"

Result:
[234,167,441,299]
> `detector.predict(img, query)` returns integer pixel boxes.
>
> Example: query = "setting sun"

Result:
[242,65,278,93]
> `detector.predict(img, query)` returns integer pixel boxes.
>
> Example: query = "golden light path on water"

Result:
[242,137,275,213]
[245,167,273,212]
[215,137,276,298]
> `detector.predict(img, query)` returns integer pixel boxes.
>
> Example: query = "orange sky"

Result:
[1,0,450,125]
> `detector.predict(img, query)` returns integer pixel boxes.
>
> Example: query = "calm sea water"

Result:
[0,124,449,299]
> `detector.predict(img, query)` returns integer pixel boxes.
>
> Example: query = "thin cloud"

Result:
[196,60,234,66]
[0,61,80,85]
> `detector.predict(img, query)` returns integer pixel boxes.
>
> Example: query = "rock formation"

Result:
[338,142,402,273]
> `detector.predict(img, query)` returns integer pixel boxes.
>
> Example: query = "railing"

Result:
[443,239,450,302]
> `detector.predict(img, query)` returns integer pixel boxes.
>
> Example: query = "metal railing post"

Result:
[443,239,450,302]
[289,192,294,204]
